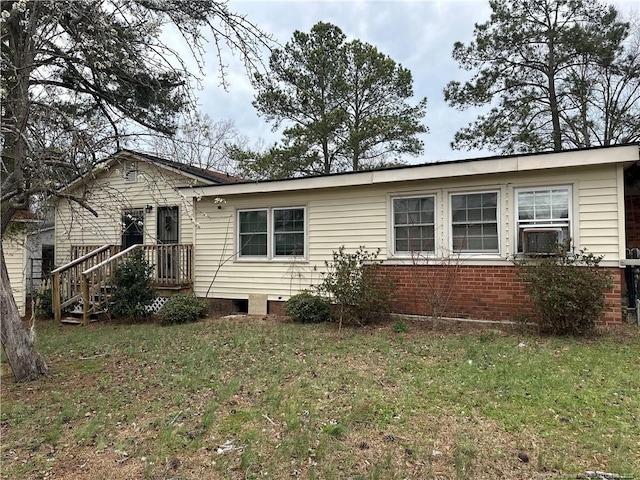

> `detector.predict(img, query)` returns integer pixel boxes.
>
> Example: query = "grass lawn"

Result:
[1,316,639,479]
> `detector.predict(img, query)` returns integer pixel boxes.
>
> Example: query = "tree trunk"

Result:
[547,69,563,150]
[0,243,48,382]
[546,23,562,152]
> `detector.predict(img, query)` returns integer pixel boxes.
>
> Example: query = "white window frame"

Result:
[514,185,572,254]
[237,208,269,259]
[391,194,436,256]
[272,207,306,259]
[449,190,500,254]
[237,206,307,261]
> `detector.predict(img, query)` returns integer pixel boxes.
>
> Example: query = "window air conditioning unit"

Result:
[522,228,562,255]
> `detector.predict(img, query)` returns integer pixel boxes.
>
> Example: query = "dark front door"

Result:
[157,206,179,244]
[157,207,179,280]
[122,209,144,249]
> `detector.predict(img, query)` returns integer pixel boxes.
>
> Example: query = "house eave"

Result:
[182,144,640,198]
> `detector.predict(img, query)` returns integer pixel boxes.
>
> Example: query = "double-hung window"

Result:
[273,208,305,256]
[451,192,499,253]
[238,207,305,259]
[516,187,570,253]
[238,209,268,256]
[392,196,435,253]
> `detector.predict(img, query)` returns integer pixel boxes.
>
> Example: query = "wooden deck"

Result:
[52,244,193,324]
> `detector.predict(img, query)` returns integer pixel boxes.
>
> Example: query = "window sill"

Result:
[383,254,510,266]
[388,252,437,260]
[235,257,309,264]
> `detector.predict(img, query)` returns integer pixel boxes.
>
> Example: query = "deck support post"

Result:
[81,273,90,326]
[53,271,61,323]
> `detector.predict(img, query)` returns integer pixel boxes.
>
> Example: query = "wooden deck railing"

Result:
[72,245,120,260]
[80,244,140,324]
[52,244,118,322]
[53,243,193,324]
[141,244,193,287]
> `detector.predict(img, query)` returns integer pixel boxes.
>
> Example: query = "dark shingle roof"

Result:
[119,149,244,184]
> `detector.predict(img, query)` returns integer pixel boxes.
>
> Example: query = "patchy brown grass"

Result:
[2,316,639,479]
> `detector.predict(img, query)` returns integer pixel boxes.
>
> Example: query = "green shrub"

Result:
[315,246,396,328]
[284,291,331,323]
[110,249,156,319]
[393,321,409,333]
[516,245,613,335]
[200,299,210,317]
[158,294,209,325]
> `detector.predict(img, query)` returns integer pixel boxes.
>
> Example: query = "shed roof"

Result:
[182,143,640,198]
[11,210,40,223]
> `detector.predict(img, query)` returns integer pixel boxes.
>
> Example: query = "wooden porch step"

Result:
[61,308,107,325]
[155,285,193,297]
[61,317,100,325]
[61,317,82,325]
[151,283,192,289]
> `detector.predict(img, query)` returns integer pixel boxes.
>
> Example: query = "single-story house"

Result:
[181,143,639,325]
[51,144,639,325]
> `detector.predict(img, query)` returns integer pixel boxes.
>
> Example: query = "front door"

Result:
[122,208,144,249]
[157,207,179,280]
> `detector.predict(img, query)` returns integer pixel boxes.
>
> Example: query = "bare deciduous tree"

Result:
[139,113,248,174]
[1,0,272,382]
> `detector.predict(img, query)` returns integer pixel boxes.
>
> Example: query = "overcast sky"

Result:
[185,0,638,165]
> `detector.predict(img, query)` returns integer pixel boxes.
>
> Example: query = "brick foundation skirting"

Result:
[267,301,286,316]
[203,298,241,315]
[379,265,623,326]
[201,297,287,316]
[201,265,623,325]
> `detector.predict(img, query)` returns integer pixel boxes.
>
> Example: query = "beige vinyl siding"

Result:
[507,164,621,261]
[3,235,27,316]
[193,162,625,301]
[575,165,621,259]
[55,160,202,265]
[194,186,387,299]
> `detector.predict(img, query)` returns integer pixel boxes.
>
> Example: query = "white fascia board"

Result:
[182,145,640,198]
